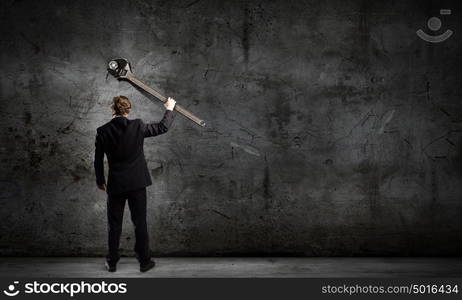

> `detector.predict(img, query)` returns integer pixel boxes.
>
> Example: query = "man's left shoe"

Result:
[105,261,117,272]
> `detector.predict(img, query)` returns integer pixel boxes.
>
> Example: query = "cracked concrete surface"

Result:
[0,0,461,256]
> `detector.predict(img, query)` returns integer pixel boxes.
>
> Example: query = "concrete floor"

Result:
[0,257,461,277]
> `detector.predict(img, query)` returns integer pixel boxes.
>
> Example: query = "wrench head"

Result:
[107,58,132,79]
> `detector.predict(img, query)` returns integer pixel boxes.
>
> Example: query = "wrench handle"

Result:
[126,73,206,127]
[174,103,206,127]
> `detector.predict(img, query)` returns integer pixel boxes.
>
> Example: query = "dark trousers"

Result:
[106,187,151,265]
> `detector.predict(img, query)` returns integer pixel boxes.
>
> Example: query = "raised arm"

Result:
[143,97,176,138]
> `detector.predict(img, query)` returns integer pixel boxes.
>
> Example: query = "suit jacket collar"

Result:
[110,116,129,126]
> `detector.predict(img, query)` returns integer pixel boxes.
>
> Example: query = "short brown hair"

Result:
[111,96,131,116]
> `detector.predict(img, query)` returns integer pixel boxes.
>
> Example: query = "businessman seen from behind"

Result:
[94,95,176,272]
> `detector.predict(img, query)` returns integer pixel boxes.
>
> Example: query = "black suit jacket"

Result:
[94,110,175,195]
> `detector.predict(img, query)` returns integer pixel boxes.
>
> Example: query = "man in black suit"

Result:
[94,95,176,272]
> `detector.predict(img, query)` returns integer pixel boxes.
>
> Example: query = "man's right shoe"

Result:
[105,261,117,272]
[140,260,156,272]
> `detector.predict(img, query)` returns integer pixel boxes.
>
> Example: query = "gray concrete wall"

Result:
[1,0,461,256]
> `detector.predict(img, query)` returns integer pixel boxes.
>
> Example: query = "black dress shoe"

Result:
[105,261,117,272]
[140,260,156,272]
